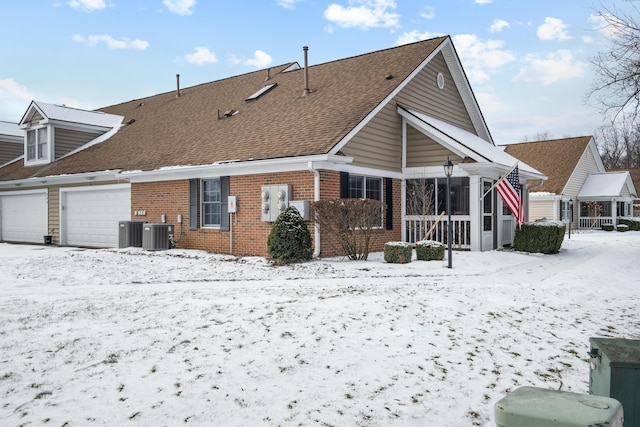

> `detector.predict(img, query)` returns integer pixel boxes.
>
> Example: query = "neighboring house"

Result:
[503,136,637,230]
[0,121,23,166]
[0,36,545,256]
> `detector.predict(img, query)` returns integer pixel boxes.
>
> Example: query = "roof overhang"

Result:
[397,105,546,181]
[0,170,124,190]
[123,154,354,183]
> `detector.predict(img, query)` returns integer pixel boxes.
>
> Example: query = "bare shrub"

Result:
[312,199,385,260]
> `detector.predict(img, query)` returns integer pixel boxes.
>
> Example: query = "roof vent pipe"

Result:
[266,68,271,81]
[302,46,311,96]
[176,74,181,98]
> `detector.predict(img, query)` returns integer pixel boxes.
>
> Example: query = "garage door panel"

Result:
[62,186,130,248]
[0,192,48,243]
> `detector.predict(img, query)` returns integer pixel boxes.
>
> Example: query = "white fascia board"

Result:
[441,40,493,143]
[124,154,354,183]
[0,170,124,190]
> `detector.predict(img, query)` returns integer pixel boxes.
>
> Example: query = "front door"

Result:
[482,179,494,250]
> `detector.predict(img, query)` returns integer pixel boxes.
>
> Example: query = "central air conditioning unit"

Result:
[142,223,173,251]
[118,221,145,248]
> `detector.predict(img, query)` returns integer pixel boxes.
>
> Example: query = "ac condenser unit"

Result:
[142,224,173,251]
[118,221,144,248]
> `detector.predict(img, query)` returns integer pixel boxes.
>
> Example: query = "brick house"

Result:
[0,36,545,256]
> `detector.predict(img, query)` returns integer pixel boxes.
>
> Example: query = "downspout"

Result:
[308,161,321,257]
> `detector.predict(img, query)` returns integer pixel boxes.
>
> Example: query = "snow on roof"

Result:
[578,172,631,198]
[400,107,544,176]
[0,120,22,138]
[28,101,123,129]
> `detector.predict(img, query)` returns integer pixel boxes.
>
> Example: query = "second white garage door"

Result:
[61,185,131,248]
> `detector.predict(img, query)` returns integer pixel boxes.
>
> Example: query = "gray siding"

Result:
[567,144,602,196]
[0,140,23,165]
[341,52,477,171]
[530,198,556,221]
[54,128,100,159]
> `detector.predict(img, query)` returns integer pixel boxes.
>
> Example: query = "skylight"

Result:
[245,83,277,102]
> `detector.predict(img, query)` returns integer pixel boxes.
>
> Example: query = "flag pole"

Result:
[480,162,518,200]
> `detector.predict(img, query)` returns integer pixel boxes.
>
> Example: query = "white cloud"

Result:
[243,50,272,68]
[0,78,33,102]
[589,13,624,39]
[229,51,273,68]
[453,34,515,69]
[184,47,217,65]
[278,0,303,9]
[475,91,509,113]
[475,0,492,4]
[490,19,510,33]
[324,0,400,29]
[72,34,149,50]
[582,35,594,44]
[0,78,35,120]
[68,0,106,12]
[513,50,585,85]
[419,6,435,20]
[163,0,195,15]
[395,30,443,46]
[537,17,570,41]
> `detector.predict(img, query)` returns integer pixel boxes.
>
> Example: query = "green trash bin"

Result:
[590,337,640,427]
[495,386,623,427]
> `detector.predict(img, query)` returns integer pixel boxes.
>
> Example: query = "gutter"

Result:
[308,161,321,258]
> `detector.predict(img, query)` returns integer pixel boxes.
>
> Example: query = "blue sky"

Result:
[0,0,626,144]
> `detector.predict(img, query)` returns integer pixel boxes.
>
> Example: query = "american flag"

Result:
[496,164,524,227]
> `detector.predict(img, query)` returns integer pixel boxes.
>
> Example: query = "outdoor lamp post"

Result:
[443,157,454,268]
[568,199,574,239]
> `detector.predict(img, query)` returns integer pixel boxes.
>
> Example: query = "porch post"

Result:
[469,175,481,251]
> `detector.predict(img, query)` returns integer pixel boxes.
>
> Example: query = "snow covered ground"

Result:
[0,230,638,426]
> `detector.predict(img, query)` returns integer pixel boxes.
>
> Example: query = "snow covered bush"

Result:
[384,242,412,264]
[415,240,445,261]
[619,218,640,231]
[513,221,565,254]
[602,224,615,232]
[267,206,312,265]
[616,224,629,232]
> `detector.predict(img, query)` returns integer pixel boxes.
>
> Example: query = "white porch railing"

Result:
[579,216,614,229]
[404,215,471,249]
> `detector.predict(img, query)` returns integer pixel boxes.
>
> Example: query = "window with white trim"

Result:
[202,178,221,227]
[26,127,48,162]
[348,175,382,200]
[348,175,383,226]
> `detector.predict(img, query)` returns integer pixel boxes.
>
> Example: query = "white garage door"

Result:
[0,190,48,243]
[61,185,131,248]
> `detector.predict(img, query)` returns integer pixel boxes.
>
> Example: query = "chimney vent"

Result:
[302,46,311,96]
[176,74,181,98]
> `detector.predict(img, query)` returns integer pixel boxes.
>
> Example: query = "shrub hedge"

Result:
[415,240,445,261]
[513,221,565,254]
[384,242,412,264]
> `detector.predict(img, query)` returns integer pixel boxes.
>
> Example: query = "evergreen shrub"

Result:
[415,240,445,261]
[267,206,312,265]
[513,221,565,254]
[384,242,412,264]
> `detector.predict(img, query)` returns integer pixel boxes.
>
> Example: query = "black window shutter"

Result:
[220,176,230,231]
[385,177,393,230]
[340,172,349,198]
[188,179,198,231]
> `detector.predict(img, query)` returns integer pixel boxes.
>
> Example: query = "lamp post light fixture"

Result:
[568,199,574,239]
[443,157,454,268]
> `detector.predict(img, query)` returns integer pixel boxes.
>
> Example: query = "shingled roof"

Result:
[503,136,593,194]
[5,36,449,180]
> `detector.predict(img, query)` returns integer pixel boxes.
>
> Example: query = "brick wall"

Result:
[131,170,402,258]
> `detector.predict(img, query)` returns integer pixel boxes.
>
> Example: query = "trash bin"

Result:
[590,337,640,427]
[495,386,623,427]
